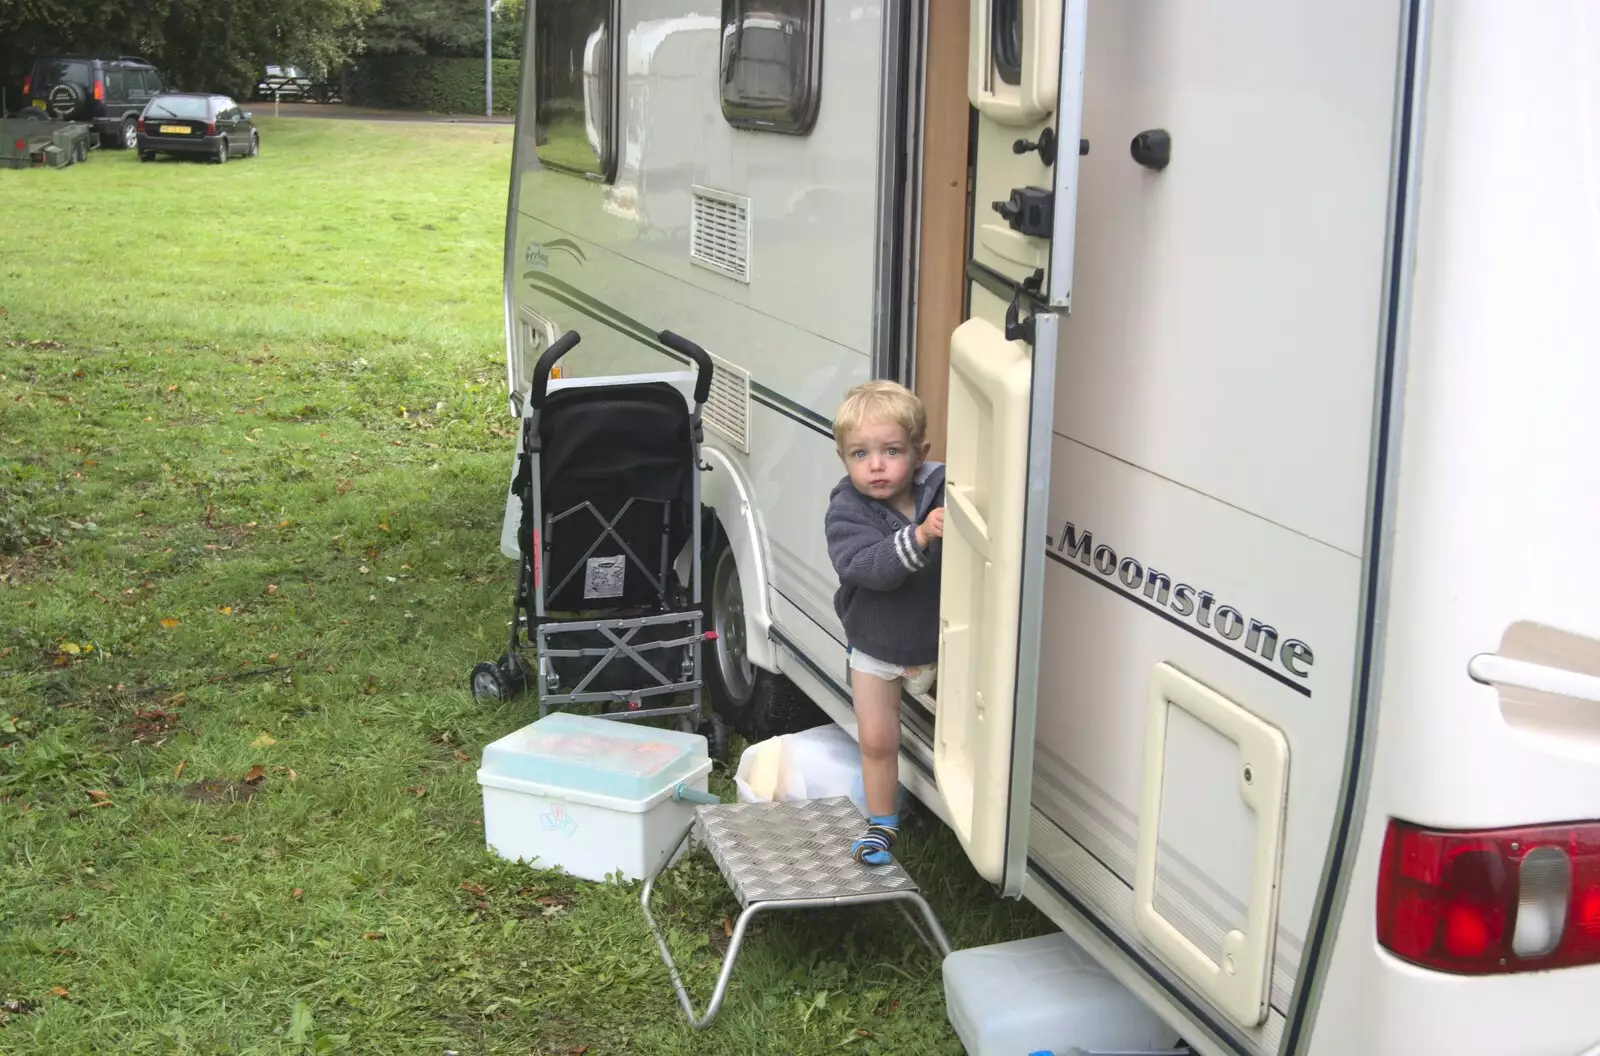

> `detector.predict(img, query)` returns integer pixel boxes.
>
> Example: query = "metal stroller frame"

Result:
[471,328,718,733]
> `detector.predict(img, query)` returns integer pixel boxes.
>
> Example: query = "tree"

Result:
[1,0,380,101]
[363,0,523,59]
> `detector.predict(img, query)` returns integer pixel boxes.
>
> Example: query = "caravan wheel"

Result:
[704,538,825,740]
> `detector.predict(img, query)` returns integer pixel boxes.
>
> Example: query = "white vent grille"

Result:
[690,186,751,283]
[703,353,751,453]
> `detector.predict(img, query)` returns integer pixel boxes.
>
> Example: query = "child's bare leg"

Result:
[851,669,902,864]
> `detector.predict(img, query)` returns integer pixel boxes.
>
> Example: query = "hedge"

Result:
[346,55,521,114]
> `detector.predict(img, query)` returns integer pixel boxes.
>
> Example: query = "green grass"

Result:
[0,118,1049,1055]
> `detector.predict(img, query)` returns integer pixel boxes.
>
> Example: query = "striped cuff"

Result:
[892,524,927,572]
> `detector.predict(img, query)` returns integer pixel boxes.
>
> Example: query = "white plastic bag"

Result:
[734,725,904,817]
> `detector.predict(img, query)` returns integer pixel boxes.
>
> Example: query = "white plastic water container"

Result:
[943,932,1182,1056]
[476,713,712,883]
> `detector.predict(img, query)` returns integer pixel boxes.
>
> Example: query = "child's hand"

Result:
[915,507,945,549]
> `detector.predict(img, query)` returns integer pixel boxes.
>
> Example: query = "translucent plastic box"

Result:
[477,713,711,882]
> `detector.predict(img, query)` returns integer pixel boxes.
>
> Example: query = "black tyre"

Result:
[703,535,826,740]
[138,151,155,163]
[214,138,228,164]
[698,712,731,761]
[120,117,137,150]
[248,131,259,157]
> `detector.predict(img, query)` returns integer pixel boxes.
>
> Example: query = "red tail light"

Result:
[93,80,104,101]
[136,117,145,133]
[207,121,217,135]
[13,139,25,151]
[1378,818,1600,974]
[22,75,31,96]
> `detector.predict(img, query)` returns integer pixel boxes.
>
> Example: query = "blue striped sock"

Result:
[851,813,900,866]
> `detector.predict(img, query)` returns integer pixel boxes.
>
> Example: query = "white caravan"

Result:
[501,2,1600,1053]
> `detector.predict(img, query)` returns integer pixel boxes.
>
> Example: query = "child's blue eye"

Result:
[851,450,866,459]
[886,447,901,457]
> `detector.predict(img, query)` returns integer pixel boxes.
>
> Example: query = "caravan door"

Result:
[933,0,1086,898]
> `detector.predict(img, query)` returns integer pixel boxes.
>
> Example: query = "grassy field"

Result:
[0,118,1047,1054]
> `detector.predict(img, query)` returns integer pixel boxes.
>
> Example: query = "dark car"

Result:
[21,55,170,149]
[136,93,259,164]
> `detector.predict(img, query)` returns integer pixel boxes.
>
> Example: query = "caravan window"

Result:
[719,0,822,135]
[533,0,617,180]
[991,0,1022,86]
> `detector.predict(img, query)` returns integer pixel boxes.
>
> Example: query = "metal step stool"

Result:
[641,796,953,1028]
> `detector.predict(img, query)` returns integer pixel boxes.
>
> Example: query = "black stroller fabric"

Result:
[526,381,694,613]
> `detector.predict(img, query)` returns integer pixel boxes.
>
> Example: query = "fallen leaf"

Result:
[57,913,76,924]
[362,932,386,941]
[218,606,232,614]
[459,881,487,897]
[722,915,733,938]
[89,801,114,809]
[217,834,241,844]
[244,765,266,784]
[291,888,304,900]
[265,584,278,595]
[173,760,186,779]
[266,653,279,663]
[568,1047,589,1055]
[278,520,290,528]
[160,618,179,629]
[405,785,427,798]
[49,987,69,998]
[377,523,390,532]
[250,734,277,748]
[452,750,471,763]
[59,642,81,656]
[85,790,111,804]
[535,896,563,907]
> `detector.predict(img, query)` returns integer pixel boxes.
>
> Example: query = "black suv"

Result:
[20,55,171,149]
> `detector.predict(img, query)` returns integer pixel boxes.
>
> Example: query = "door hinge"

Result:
[1004,269,1045,345]
[992,186,1054,239]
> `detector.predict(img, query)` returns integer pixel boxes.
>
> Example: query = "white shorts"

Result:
[849,648,937,696]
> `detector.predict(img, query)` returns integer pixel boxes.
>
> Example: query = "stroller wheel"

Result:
[498,651,532,698]
[698,713,730,761]
[470,661,511,703]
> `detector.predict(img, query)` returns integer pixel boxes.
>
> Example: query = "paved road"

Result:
[251,101,513,126]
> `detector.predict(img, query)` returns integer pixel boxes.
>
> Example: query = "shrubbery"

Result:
[346,55,520,114]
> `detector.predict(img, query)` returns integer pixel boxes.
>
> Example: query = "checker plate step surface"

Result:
[694,797,919,907]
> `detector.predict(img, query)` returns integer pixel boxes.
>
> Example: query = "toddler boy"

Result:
[824,380,944,865]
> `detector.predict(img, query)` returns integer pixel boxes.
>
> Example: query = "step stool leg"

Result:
[641,825,766,1029]
[895,893,953,959]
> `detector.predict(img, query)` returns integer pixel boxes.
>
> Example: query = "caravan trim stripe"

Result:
[524,272,836,438]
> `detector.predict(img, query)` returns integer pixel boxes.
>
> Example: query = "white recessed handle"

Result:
[1468,653,1600,704]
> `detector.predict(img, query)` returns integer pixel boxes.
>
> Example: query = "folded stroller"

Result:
[470,328,722,748]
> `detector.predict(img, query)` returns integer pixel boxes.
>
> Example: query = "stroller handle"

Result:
[657,331,715,406]
[529,330,583,410]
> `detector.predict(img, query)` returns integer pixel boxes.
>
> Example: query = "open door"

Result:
[933,0,1086,897]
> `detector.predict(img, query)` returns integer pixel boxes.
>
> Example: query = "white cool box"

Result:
[476,713,713,882]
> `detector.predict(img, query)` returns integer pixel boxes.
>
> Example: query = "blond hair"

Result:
[832,380,927,456]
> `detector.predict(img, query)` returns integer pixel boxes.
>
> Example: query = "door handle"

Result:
[1468,653,1600,704]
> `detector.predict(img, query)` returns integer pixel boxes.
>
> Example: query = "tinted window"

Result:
[33,59,92,90]
[533,0,616,180]
[719,1,821,135]
[992,0,1022,87]
[145,95,210,120]
[104,69,127,100]
[142,70,166,94]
